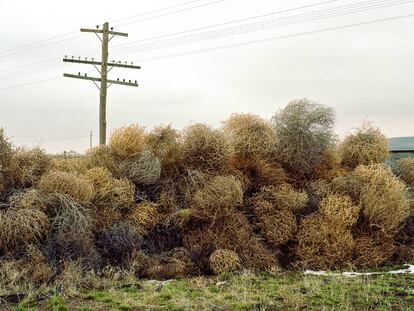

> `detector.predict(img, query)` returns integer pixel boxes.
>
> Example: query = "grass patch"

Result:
[2,270,414,310]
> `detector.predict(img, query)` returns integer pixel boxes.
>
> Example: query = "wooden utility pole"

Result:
[100,22,109,145]
[63,22,140,145]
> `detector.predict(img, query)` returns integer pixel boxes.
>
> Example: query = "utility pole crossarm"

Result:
[63,73,138,87]
[80,28,128,37]
[63,58,141,69]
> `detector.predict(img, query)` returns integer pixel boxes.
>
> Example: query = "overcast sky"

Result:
[0,0,413,153]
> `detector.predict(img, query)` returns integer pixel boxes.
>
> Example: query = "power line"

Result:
[111,0,212,23]
[113,0,343,49]
[109,0,413,55]
[0,1,412,89]
[0,0,226,59]
[0,76,61,90]
[135,13,414,62]
[1,12,413,91]
[1,0,408,76]
[0,35,85,59]
[3,0,408,80]
[0,31,79,56]
[115,0,226,27]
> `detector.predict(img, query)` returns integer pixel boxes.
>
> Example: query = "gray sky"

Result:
[0,0,413,153]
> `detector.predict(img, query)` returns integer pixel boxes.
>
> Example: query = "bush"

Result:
[85,167,135,210]
[8,188,46,210]
[353,234,395,267]
[10,147,50,188]
[0,207,50,252]
[339,123,389,169]
[191,175,243,220]
[319,194,360,228]
[296,214,354,269]
[181,123,230,173]
[271,99,336,177]
[355,164,410,234]
[38,170,95,203]
[86,145,119,176]
[147,125,183,177]
[0,128,12,195]
[119,150,161,185]
[252,185,307,247]
[253,184,308,212]
[209,249,241,275]
[96,222,143,262]
[49,156,89,173]
[255,201,297,247]
[229,157,287,193]
[109,124,147,159]
[223,113,275,159]
[91,205,122,232]
[398,158,414,187]
[128,202,160,235]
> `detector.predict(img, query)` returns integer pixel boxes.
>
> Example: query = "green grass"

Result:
[2,271,414,311]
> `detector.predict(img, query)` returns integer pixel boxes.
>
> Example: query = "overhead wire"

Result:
[109,0,413,54]
[0,0,226,59]
[1,0,411,80]
[1,12,413,90]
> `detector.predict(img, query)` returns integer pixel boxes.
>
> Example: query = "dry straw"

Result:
[355,164,409,234]
[0,207,50,252]
[86,145,119,176]
[191,175,243,220]
[91,206,123,233]
[255,201,297,247]
[0,128,13,195]
[353,234,395,267]
[49,193,93,241]
[311,148,344,181]
[183,212,253,265]
[147,125,183,177]
[96,222,143,262]
[50,156,89,174]
[119,150,161,185]
[109,124,147,159]
[230,156,287,193]
[85,167,135,210]
[339,123,389,169]
[10,147,50,187]
[181,123,230,173]
[38,170,95,203]
[271,99,336,177]
[238,236,279,271]
[252,185,307,247]
[319,194,360,228]
[331,174,363,203]
[223,113,275,159]
[296,214,354,269]
[9,189,46,211]
[46,193,95,261]
[209,249,241,275]
[128,202,160,236]
[253,184,308,212]
[398,158,414,187]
